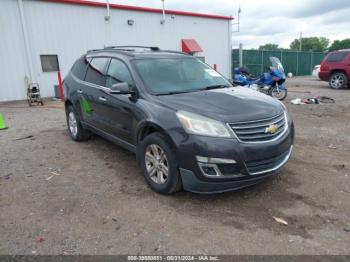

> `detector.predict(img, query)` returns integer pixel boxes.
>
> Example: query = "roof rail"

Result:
[160,50,189,55]
[104,46,160,51]
[87,48,101,53]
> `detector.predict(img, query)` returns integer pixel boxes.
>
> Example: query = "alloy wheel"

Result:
[331,75,344,89]
[68,111,78,137]
[145,144,169,184]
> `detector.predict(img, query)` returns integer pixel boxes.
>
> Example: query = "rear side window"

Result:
[85,57,109,86]
[327,52,349,62]
[106,59,133,88]
[71,57,89,80]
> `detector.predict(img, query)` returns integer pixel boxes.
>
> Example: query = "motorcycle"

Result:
[232,57,287,100]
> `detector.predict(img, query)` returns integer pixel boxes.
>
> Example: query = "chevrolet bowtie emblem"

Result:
[265,124,278,134]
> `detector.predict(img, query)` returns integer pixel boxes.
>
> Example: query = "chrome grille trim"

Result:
[247,146,293,175]
[228,112,288,143]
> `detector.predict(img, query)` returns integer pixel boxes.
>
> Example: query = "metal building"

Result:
[0,0,233,102]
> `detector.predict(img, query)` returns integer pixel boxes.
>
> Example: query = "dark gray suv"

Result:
[64,46,294,194]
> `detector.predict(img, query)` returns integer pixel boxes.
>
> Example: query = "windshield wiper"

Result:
[155,85,230,96]
[156,90,193,96]
[200,84,230,90]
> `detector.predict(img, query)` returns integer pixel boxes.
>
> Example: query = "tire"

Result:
[270,86,287,101]
[65,105,91,141]
[139,132,182,194]
[329,72,347,89]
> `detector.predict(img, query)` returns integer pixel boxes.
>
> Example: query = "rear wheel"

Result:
[139,132,182,194]
[329,72,347,89]
[66,105,91,141]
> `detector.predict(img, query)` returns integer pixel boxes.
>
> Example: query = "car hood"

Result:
[154,87,284,123]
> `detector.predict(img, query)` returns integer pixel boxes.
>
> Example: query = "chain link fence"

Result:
[232,49,325,76]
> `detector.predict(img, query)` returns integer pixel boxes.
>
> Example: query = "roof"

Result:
[41,0,234,20]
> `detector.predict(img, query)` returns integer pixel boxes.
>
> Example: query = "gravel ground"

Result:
[0,76,349,255]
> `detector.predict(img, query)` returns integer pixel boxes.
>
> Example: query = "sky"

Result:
[94,0,350,49]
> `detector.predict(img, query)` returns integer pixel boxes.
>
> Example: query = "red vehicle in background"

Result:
[319,49,350,89]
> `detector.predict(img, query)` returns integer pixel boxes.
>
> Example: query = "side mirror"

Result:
[109,82,134,94]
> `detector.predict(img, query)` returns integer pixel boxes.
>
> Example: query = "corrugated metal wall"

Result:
[232,49,325,76]
[0,0,231,101]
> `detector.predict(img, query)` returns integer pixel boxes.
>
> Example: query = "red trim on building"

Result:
[181,39,203,54]
[41,0,233,20]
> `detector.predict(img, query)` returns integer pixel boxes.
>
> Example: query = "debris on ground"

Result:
[328,144,337,149]
[272,216,288,225]
[291,98,304,105]
[344,228,350,233]
[46,171,62,180]
[333,164,346,169]
[14,135,34,141]
[317,96,335,103]
[36,237,45,243]
[291,96,335,105]
[3,174,11,180]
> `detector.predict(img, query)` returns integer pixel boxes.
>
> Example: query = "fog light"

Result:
[201,166,217,176]
[198,162,222,177]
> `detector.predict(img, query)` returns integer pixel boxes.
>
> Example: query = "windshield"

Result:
[133,58,231,95]
[269,57,284,72]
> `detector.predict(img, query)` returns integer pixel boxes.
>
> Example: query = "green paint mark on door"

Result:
[80,97,92,114]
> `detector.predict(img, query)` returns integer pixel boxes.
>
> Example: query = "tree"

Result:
[290,37,330,52]
[329,39,350,51]
[258,43,280,51]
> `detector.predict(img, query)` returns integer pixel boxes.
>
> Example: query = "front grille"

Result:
[246,149,291,175]
[228,112,286,142]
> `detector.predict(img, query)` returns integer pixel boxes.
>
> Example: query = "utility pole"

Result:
[299,32,302,52]
[160,0,165,24]
[239,43,243,67]
[232,6,241,32]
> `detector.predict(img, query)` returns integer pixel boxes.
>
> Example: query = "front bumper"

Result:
[173,122,294,193]
[180,168,280,194]
[179,146,293,193]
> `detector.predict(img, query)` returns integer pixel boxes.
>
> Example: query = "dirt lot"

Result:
[0,76,349,255]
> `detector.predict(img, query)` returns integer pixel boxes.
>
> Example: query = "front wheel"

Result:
[270,86,287,100]
[139,132,182,194]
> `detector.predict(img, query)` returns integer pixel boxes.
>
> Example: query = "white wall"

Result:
[0,0,231,101]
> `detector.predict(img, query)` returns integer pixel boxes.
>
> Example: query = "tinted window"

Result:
[133,58,230,94]
[327,52,349,62]
[85,57,109,86]
[106,59,133,88]
[71,56,89,80]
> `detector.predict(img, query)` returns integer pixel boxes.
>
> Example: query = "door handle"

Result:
[77,89,83,94]
[99,96,107,102]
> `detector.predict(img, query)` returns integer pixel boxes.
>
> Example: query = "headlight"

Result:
[176,110,232,138]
